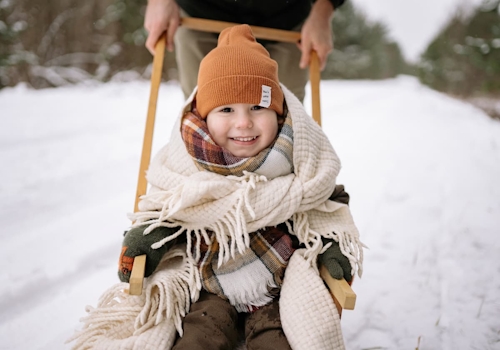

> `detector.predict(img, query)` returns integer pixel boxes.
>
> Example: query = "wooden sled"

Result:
[128,18,356,318]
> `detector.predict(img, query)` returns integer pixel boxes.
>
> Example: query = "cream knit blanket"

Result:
[68,85,363,350]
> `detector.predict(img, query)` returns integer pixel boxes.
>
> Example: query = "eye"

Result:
[220,107,233,113]
[251,105,264,111]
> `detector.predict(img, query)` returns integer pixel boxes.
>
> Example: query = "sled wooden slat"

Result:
[320,264,356,311]
[133,33,166,213]
[181,17,301,44]
[309,50,322,126]
[128,255,146,295]
[129,18,356,317]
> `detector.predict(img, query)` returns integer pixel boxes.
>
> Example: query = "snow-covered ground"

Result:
[1,76,499,350]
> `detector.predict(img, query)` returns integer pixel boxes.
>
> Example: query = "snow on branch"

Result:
[30,65,94,86]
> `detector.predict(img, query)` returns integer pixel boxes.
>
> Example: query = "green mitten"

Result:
[329,184,350,205]
[118,225,180,283]
[318,237,353,282]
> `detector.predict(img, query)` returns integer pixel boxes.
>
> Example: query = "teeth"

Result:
[233,137,256,141]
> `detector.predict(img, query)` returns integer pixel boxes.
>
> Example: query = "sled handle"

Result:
[181,17,301,43]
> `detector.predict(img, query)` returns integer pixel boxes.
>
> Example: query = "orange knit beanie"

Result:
[196,24,284,118]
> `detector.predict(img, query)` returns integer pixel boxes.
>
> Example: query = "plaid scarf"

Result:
[198,225,295,312]
[181,108,294,178]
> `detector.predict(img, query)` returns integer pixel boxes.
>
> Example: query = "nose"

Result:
[234,110,252,129]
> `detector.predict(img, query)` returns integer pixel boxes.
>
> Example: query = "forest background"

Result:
[0,0,499,118]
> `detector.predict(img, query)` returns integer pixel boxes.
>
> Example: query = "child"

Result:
[118,24,363,350]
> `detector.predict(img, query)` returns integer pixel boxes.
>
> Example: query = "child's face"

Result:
[206,103,279,158]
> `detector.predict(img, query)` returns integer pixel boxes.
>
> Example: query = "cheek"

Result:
[267,120,279,138]
[206,117,219,136]
[206,117,226,143]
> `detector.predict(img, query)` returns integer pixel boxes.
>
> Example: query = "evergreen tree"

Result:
[323,2,410,80]
[418,0,500,96]
[0,0,27,89]
[109,0,177,81]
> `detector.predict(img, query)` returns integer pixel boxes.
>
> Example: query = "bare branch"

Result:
[37,8,78,58]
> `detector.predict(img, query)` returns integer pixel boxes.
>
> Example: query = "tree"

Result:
[418,0,500,96]
[0,0,27,88]
[323,2,411,80]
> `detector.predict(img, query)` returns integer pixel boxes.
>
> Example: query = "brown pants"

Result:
[172,291,291,350]
[174,11,309,102]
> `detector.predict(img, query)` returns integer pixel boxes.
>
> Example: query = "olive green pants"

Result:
[174,13,308,102]
[172,290,291,350]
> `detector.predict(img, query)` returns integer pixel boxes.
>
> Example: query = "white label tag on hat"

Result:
[259,85,271,108]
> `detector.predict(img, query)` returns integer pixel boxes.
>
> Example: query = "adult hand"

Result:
[144,0,181,54]
[299,0,335,71]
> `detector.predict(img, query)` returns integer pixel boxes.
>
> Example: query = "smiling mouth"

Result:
[231,136,258,142]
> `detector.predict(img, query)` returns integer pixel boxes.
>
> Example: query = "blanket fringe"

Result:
[290,212,364,277]
[67,247,200,350]
[129,172,268,268]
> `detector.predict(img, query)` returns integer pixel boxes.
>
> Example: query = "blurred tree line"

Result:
[0,0,176,89]
[418,0,500,97]
[323,1,412,80]
[0,0,498,105]
[0,0,408,89]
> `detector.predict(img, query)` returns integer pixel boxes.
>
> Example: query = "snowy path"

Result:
[326,79,500,349]
[0,77,499,350]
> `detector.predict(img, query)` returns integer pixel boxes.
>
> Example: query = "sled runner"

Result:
[128,18,357,317]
